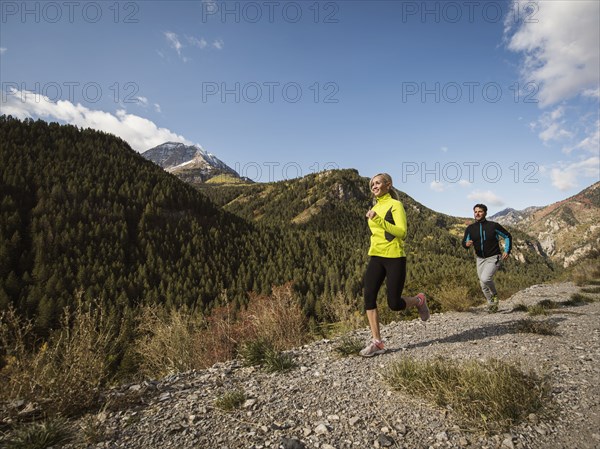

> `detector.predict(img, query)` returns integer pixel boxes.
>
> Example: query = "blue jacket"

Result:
[462,219,512,258]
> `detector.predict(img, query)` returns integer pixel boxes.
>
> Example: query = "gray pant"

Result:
[476,255,501,303]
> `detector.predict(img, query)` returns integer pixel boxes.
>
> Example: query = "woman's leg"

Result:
[364,257,386,341]
[385,257,407,311]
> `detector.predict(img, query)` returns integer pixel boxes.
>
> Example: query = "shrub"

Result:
[527,305,550,316]
[133,283,308,377]
[239,338,273,367]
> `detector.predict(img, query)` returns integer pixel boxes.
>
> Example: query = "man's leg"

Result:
[476,256,500,303]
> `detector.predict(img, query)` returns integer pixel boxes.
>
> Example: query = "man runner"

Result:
[462,204,512,313]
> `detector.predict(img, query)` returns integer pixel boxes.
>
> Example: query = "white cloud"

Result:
[458,179,471,187]
[550,157,600,191]
[2,89,193,152]
[135,96,149,107]
[213,39,224,50]
[154,103,162,113]
[532,106,573,144]
[467,190,505,207]
[188,36,208,49]
[583,88,600,99]
[505,1,600,107]
[0,47,6,55]
[164,32,183,57]
[430,181,445,192]
[562,120,600,155]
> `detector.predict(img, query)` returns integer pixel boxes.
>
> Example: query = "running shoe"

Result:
[359,340,385,357]
[488,295,499,313]
[416,293,430,321]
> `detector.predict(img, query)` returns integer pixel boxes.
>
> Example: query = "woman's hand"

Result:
[366,209,377,219]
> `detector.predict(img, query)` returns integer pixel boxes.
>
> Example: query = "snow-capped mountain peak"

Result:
[141,141,240,184]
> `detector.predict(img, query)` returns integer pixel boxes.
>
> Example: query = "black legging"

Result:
[364,256,407,311]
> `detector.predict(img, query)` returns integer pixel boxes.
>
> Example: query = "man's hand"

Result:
[465,240,473,248]
[502,252,509,261]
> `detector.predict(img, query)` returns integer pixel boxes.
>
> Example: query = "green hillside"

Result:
[0,117,340,336]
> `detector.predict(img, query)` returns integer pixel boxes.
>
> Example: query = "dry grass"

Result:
[238,338,296,373]
[132,304,206,379]
[333,335,364,357]
[242,283,308,351]
[433,283,476,312]
[214,389,246,411]
[571,257,600,286]
[133,283,308,379]
[0,297,116,416]
[1,283,308,421]
[383,357,551,433]
[513,319,559,336]
[322,292,364,334]
[4,416,72,449]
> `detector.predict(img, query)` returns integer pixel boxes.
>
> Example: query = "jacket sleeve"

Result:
[495,223,512,254]
[371,201,407,240]
[462,225,472,249]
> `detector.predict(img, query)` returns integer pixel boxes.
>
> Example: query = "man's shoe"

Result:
[488,296,499,313]
[359,340,385,357]
[416,293,430,321]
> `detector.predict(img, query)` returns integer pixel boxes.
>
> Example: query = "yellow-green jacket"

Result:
[367,193,407,258]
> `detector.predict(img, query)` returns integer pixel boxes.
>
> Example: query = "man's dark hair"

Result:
[473,204,488,212]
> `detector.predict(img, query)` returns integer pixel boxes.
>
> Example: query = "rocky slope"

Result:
[491,182,600,267]
[57,282,599,449]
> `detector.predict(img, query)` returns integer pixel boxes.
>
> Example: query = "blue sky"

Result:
[1,0,598,217]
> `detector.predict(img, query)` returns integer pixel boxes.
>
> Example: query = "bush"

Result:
[512,303,529,312]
